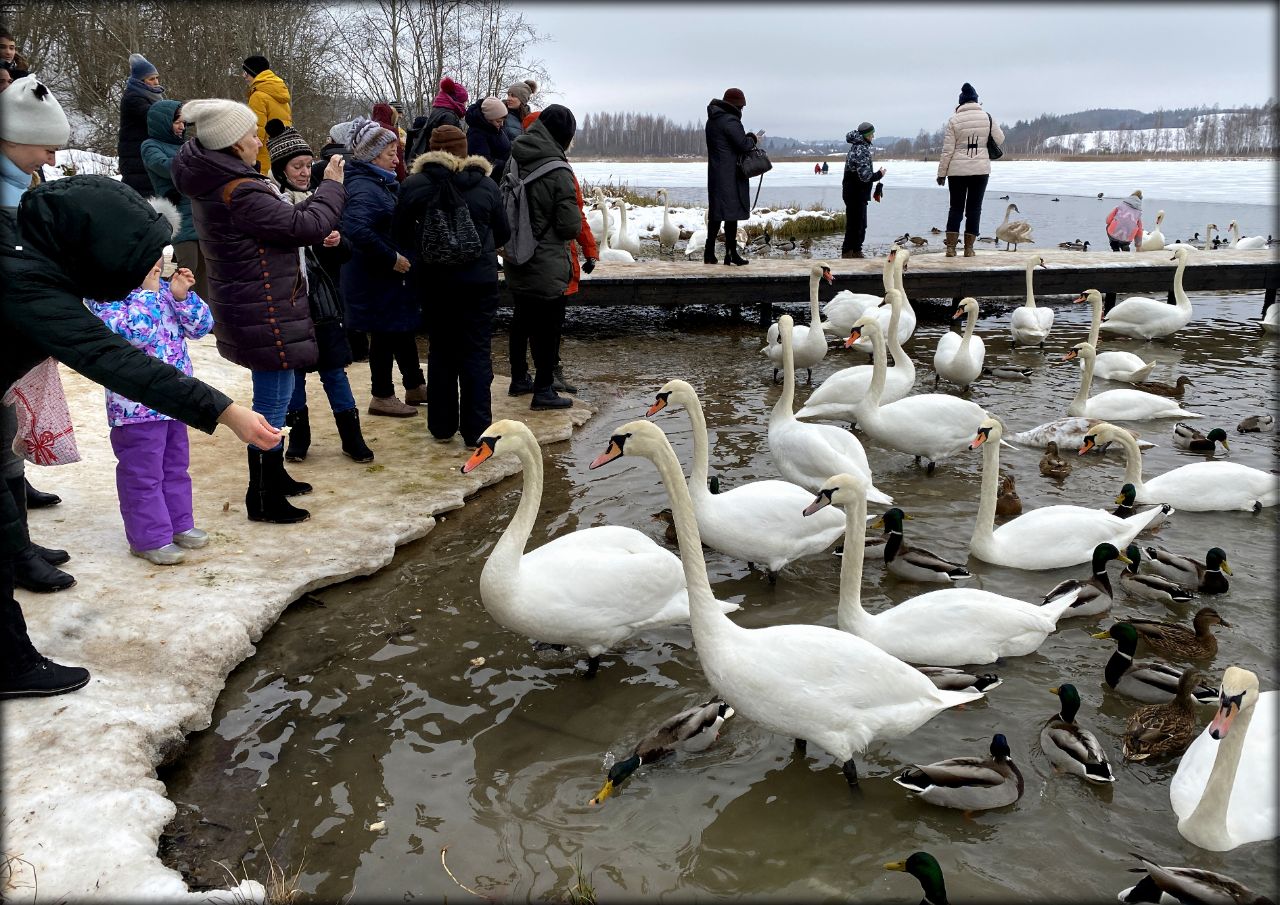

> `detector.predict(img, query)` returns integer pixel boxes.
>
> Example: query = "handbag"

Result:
[3,358,81,466]
[986,114,1004,161]
[738,146,772,179]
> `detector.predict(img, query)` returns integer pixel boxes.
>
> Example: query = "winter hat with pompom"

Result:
[183,98,257,150]
[432,76,469,116]
[958,82,979,105]
[328,120,355,147]
[348,116,397,162]
[480,96,507,122]
[505,79,537,106]
[265,118,312,185]
[0,75,70,145]
[129,53,157,80]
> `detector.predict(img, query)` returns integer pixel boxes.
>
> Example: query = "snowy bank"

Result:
[1,339,590,901]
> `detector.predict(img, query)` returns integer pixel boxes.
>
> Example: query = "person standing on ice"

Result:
[841,121,885,259]
[1105,189,1144,252]
[936,81,1003,257]
[704,87,761,266]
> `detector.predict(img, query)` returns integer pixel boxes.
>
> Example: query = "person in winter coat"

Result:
[339,117,424,417]
[171,97,345,524]
[841,122,886,259]
[936,82,1004,257]
[117,53,164,194]
[394,125,510,447]
[371,102,408,182]
[704,88,760,266]
[1,176,280,699]
[1105,190,1144,252]
[265,119,373,464]
[0,27,30,79]
[140,99,208,297]
[501,105,581,411]
[406,77,468,165]
[465,97,512,181]
[502,79,537,142]
[311,120,368,362]
[242,55,291,177]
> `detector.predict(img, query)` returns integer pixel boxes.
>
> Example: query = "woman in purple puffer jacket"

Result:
[172,98,345,525]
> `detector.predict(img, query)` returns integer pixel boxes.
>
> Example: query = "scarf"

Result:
[126,76,165,98]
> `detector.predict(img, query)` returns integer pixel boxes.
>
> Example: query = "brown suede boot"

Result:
[963,233,977,257]
[944,231,959,257]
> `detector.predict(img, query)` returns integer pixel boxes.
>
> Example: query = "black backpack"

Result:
[417,178,483,265]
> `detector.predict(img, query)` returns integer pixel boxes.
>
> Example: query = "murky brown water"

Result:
[161,289,1277,902]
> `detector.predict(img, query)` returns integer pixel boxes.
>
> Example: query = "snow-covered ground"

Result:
[1041,112,1274,156]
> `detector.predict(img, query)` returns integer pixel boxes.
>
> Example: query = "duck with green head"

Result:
[1142,545,1231,594]
[1042,683,1115,783]
[1041,542,1130,617]
[1111,484,1172,530]
[1173,422,1230,454]
[893,733,1023,811]
[873,508,971,583]
[885,851,949,905]
[1092,622,1218,705]
[1119,544,1195,605]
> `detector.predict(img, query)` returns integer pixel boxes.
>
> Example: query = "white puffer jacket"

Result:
[937,102,1004,179]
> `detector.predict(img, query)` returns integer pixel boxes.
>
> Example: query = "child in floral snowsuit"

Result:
[86,260,213,564]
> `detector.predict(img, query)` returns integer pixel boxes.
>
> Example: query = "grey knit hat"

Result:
[328,120,355,146]
[347,116,397,162]
[857,121,874,135]
[505,79,537,105]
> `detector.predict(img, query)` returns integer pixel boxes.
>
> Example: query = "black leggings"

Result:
[368,330,424,398]
[842,173,873,252]
[509,294,566,389]
[705,220,740,256]
[945,173,990,235]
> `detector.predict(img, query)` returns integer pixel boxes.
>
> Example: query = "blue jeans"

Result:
[289,368,357,415]
[251,369,295,448]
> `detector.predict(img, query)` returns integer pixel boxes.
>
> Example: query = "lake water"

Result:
[161,160,1278,902]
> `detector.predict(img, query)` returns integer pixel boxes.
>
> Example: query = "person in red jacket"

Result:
[371,102,407,182]
[1105,190,1144,252]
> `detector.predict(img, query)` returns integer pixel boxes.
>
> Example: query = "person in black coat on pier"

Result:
[704,87,760,266]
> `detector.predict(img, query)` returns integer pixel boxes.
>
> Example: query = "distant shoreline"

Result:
[573,154,1275,164]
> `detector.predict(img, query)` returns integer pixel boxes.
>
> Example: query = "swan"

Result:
[615,197,641,257]
[1080,422,1279,512]
[684,208,710,259]
[816,471,1081,666]
[846,308,987,472]
[933,297,986,388]
[1262,302,1279,334]
[585,187,618,248]
[967,416,1169,570]
[762,263,833,382]
[1074,289,1156,383]
[1006,417,1155,453]
[1064,342,1201,420]
[768,314,890,500]
[1099,246,1194,339]
[594,199,635,264]
[819,250,895,337]
[588,419,982,785]
[1139,210,1166,251]
[459,419,737,676]
[796,284,916,423]
[1171,667,1277,852]
[1009,255,1053,347]
[995,203,1033,250]
[645,379,845,574]
[845,247,917,353]
[1225,220,1266,250]
[656,189,679,252]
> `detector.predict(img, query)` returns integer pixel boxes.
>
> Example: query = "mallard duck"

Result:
[1093,622,1219,705]
[995,473,1022,518]
[1236,413,1274,434]
[1111,485,1172,531]
[1133,376,1193,398]
[1172,423,1229,453]
[873,508,971,583]
[1128,607,1230,661]
[1041,542,1129,618]
[909,235,928,247]
[982,365,1033,380]
[1039,440,1072,478]
[894,734,1024,811]
[915,666,1002,693]
[1142,546,1231,594]
[1120,545,1195,605]
[884,852,949,905]
[1119,853,1275,904]
[929,227,943,235]
[1058,239,1083,249]
[589,697,734,804]
[1042,684,1115,783]
[1122,668,1205,761]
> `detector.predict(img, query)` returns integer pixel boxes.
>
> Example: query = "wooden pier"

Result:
[521,247,1280,324]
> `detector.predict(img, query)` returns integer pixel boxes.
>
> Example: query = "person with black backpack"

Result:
[405,76,468,167]
[394,125,509,448]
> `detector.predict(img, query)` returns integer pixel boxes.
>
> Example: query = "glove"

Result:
[936,176,946,186]
[872,183,883,203]
[583,257,597,274]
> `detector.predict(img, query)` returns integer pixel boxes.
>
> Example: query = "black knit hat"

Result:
[243,55,270,77]
[265,118,313,185]
[538,103,576,150]
[959,82,979,105]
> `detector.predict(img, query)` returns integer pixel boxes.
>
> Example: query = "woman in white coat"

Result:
[936,82,1003,258]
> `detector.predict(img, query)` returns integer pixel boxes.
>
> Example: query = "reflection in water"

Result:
[163,288,1276,901]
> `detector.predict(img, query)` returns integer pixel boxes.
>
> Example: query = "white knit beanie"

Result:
[183,98,258,151]
[0,75,70,145]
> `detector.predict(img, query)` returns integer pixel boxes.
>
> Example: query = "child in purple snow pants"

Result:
[86,259,213,565]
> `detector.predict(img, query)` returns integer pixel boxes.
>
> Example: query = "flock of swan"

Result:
[456,241,1276,901]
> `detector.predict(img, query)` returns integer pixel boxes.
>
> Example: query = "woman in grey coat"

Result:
[703,88,760,266]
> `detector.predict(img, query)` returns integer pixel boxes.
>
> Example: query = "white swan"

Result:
[460,419,737,675]
[588,419,982,785]
[819,250,897,338]
[1171,667,1277,851]
[1081,422,1279,512]
[1139,210,1166,251]
[967,416,1168,570]
[845,247,916,353]
[1007,417,1155,453]
[615,197,641,257]
[818,472,1080,666]
[1225,220,1266,250]
[995,203,1033,251]
[684,208,710,259]
[1064,342,1201,421]
[796,284,916,423]
[585,187,618,248]
[847,306,987,472]
[1009,255,1053,347]
[1099,246,1194,339]
[656,189,679,252]
[1073,289,1155,383]
[767,314,890,501]
[763,263,833,382]
[932,297,986,388]
[645,379,845,573]
[594,199,635,264]
[1263,302,1279,335]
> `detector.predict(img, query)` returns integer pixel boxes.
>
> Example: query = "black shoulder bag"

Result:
[986,114,1004,161]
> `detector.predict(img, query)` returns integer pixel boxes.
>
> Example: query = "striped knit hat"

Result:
[265,118,312,165]
[347,116,397,162]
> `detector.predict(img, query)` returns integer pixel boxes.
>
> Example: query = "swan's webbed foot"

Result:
[841,759,860,788]
[584,655,601,679]
[533,641,567,652]
[793,738,807,754]
[927,460,936,475]
[1253,501,1263,513]
[806,368,813,385]
[772,368,780,384]
[767,569,778,586]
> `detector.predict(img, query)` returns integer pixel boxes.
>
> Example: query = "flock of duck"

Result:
[456,243,1276,902]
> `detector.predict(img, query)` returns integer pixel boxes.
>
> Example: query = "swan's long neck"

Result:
[1111,429,1146,491]
[1180,697,1257,848]
[772,324,797,424]
[682,391,713,501]
[599,202,612,251]
[881,255,895,292]
[893,253,907,295]
[972,438,1000,549]
[887,296,909,367]
[491,439,543,574]
[1171,253,1191,311]
[1024,264,1037,308]
[1001,206,1013,227]
[619,200,629,240]
[865,323,888,407]
[661,195,672,233]
[1068,352,1094,417]
[958,303,977,352]
[1086,296,1102,348]
[808,270,823,326]
[835,493,870,633]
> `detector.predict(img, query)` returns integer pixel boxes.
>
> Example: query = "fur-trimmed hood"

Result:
[409,150,493,177]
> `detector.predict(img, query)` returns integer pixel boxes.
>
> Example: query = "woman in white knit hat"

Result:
[172,97,347,525]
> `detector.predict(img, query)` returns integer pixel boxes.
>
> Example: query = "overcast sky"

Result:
[514,2,1277,140]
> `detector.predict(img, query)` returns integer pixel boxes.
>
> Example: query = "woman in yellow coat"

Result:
[242,55,292,176]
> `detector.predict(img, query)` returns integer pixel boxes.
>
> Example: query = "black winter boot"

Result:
[0,656,91,700]
[530,386,572,410]
[507,373,535,396]
[245,447,310,524]
[703,233,718,264]
[551,365,578,395]
[334,409,374,463]
[724,242,749,266]
[284,406,311,462]
[25,478,61,509]
[4,476,74,592]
